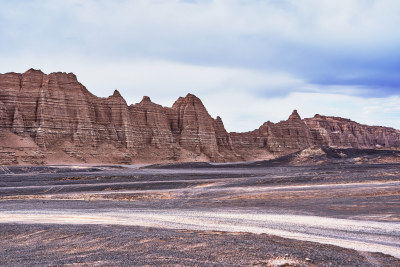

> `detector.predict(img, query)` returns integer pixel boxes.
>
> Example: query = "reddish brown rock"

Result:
[230,110,313,159]
[230,111,400,160]
[11,107,24,134]
[0,70,236,164]
[304,115,400,149]
[1,69,400,165]
[171,94,234,161]
[213,116,232,149]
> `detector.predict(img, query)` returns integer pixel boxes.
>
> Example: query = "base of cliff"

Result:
[0,130,248,165]
[248,146,400,167]
[2,128,399,166]
[146,146,400,169]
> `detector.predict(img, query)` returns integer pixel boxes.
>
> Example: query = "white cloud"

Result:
[2,0,400,56]
[0,54,303,100]
[1,0,400,132]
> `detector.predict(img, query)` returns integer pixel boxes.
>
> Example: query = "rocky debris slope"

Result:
[1,69,400,165]
[248,146,400,166]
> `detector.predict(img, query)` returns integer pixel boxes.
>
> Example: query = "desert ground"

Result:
[0,162,399,266]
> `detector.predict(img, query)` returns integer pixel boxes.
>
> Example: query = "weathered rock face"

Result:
[230,111,400,158]
[230,110,313,157]
[1,69,400,165]
[213,116,232,149]
[0,70,235,164]
[0,69,134,151]
[304,115,400,149]
[171,94,227,160]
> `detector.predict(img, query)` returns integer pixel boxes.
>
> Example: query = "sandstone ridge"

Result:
[1,69,399,165]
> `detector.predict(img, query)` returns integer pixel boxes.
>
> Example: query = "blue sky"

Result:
[1,0,400,131]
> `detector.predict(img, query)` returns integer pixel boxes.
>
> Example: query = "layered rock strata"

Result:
[1,69,399,164]
[0,69,234,164]
[230,111,400,159]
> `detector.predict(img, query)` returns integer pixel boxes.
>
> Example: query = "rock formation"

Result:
[304,115,400,149]
[1,69,400,165]
[229,110,314,159]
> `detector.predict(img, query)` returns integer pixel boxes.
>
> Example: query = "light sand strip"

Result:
[1,210,399,258]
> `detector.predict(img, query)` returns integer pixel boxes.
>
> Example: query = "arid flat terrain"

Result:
[0,163,400,266]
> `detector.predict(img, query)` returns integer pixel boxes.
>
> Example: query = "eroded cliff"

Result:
[1,69,399,165]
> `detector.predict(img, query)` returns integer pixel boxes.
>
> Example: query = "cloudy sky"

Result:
[1,0,400,132]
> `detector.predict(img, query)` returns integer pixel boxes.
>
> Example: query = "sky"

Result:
[1,0,400,132]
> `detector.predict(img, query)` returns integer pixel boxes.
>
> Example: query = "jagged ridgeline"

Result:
[1,69,400,165]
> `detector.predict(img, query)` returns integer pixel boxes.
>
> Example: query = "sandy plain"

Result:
[0,162,399,266]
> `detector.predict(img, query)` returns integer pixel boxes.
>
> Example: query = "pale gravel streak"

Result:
[0,210,399,258]
[1,179,398,193]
